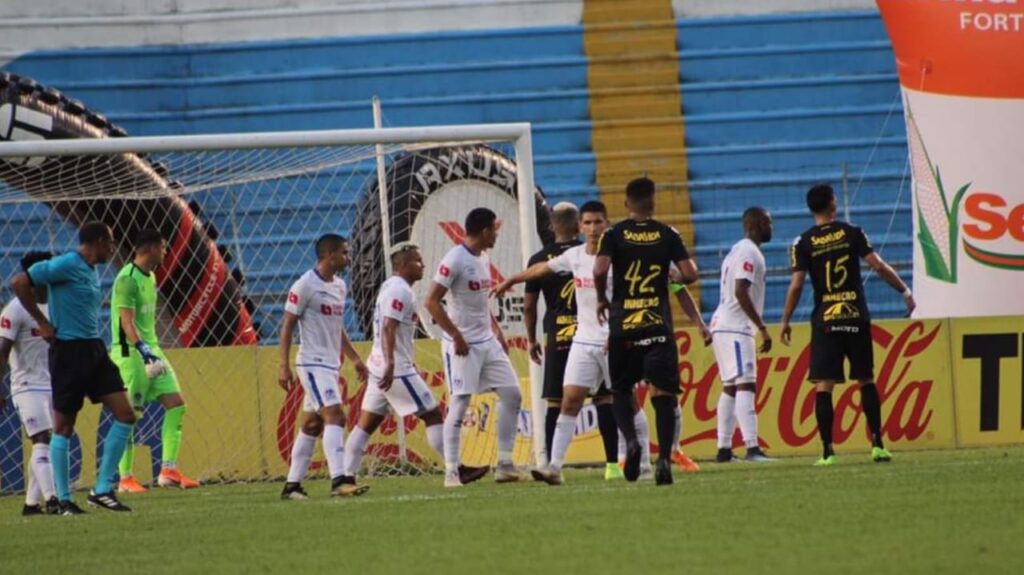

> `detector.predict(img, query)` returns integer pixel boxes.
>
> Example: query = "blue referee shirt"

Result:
[27,251,103,341]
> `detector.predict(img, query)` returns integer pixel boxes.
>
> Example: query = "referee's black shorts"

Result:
[49,339,126,414]
[608,334,680,394]
[808,322,875,383]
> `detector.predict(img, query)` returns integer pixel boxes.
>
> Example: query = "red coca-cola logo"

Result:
[677,321,938,449]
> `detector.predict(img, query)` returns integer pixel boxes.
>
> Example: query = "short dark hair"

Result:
[315,233,347,259]
[580,200,607,218]
[625,177,656,202]
[464,208,497,236]
[806,184,835,215]
[20,251,52,273]
[742,206,768,222]
[133,228,164,250]
[79,221,111,245]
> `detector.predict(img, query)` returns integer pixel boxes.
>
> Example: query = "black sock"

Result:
[544,406,560,461]
[861,383,885,449]
[612,391,637,445]
[651,395,678,462]
[596,403,618,463]
[815,391,835,458]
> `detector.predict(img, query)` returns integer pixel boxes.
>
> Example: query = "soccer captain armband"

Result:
[670,281,685,294]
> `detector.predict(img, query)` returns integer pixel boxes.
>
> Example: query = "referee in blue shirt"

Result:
[12,221,137,514]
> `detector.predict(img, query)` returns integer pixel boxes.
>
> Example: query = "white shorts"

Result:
[712,331,757,385]
[362,372,438,417]
[442,338,519,396]
[296,365,343,413]
[12,391,53,437]
[564,342,611,395]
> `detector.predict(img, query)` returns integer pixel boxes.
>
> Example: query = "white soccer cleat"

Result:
[638,464,654,481]
[494,463,522,483]
[529,467,563,486]
[444,470,462,488]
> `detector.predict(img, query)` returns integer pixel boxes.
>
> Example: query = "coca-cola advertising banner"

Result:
[877,0,1024,317]
[5,316,1022,490]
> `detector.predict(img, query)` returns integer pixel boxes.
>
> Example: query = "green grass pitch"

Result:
[2,447,1022,574]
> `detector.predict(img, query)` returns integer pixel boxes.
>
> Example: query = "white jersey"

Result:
[432,244,494,343]
[710,238,766,334]
[368,276,418,377]
[285,269,348,369]
[0,299,50,394]
[547,244,612,345]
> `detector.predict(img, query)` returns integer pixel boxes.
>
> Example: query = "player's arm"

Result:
[10,273,53,342]
[425,282,469,356]
[779,271,805,346]
[864,252,915,316]
[671,281,711,345]
[278,311,299,391]
[673,258,699,285]
[594,255,611,324]
[341,328,368,384]
[735,279,771,353]
[0,337,12,411]
[377,316,399,391]
[523,291,542,364]
[492,262,553,298]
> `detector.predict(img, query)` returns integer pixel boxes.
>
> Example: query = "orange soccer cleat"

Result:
[118,475,149,494]
[673,450,701,473]
[157,467,200,489]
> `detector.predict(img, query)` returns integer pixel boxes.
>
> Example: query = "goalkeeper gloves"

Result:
[136,341,168,378]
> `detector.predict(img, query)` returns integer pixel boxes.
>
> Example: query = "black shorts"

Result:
[608,335,680,394]
[809,323,875,383]
[542,344,570,400]
[49,339,126,414]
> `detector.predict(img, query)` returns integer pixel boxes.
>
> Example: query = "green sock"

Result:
[162,405,186,466]
[119,428,136,477]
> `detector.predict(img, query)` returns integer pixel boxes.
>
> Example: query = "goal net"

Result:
[0,119,549,490]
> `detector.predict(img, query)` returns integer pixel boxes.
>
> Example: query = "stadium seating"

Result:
[0,9,910,341]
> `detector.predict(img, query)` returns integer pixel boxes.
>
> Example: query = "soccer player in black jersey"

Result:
[594,177,708,485]
[780,184,915,465]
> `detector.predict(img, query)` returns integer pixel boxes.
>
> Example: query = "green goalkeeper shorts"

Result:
[111,348,180,410]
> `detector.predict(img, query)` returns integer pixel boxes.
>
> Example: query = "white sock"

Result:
[549,414,577,470]
[634,409,651,468]
[736,390,759,449]
[494,386,522,465]
[444,395,471,473]
[286,431,317,483]
[343,426,371,477]
[717,392,737,449]
[323,424,345,480]
[617,432,626,464]
[31,442,55,500]
[25,465,41,506]
[426,423,444,459]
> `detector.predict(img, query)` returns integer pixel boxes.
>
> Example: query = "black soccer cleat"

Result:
[21,504,44,516]
[87,490,132,512]
[458,465,489,485]
[45,496,60,515]
[281,482,309,501]
[716,448,736,463]
[57,500,86,516]
[655,458,674,486]
[623,440,642,482]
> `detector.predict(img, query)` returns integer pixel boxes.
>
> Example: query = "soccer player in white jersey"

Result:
[278,234,370,499]
[340,243,489,486]
[494,201,653,483]
[0,252,58,515]
[710,207,775,463]
[425,208,523,487]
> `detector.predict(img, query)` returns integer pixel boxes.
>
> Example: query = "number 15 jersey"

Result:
[598,218,689,340]
[791,221,873,328]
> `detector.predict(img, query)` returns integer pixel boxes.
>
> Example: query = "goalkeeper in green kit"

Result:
[113,229,199,492]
